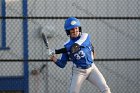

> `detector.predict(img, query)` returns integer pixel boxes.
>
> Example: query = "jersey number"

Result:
[74,50,85,60]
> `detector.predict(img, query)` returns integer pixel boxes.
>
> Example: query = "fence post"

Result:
[0,0,10,50]
[22,0,29,93]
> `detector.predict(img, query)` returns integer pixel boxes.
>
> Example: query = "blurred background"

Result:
[0,0,140,93]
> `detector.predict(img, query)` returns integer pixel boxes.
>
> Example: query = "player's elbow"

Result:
[55,62,66,68]
[59,64,66,68]
[60,66,65,68]
[55,59,67,68]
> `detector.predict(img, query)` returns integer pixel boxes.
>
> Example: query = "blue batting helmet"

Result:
[64,17,81,35]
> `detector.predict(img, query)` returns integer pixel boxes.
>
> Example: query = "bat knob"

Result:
[31,69,39,75]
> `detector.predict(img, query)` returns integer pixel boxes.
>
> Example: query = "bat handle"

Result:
[40,64,46,73]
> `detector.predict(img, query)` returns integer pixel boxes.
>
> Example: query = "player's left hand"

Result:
[47,49,58,63]
[48,49,55,57]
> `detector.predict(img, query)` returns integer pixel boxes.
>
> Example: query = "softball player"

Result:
[50,17,111,93]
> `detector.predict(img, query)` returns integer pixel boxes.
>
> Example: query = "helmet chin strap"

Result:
[69,32,82,39]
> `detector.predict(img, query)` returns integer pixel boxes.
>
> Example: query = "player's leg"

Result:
[68,67,87,93]
[87,64,111,93]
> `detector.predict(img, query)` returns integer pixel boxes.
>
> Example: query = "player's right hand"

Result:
[50,54,58,63]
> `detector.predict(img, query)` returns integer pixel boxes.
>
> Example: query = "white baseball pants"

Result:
[68,63,111,93]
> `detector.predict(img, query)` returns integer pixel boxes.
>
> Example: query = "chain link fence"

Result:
[0,0,140,93]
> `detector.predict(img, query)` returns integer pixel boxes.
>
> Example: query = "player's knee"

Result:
[69,91,76,93]
[69,89,79,93]
[101,88,111,93]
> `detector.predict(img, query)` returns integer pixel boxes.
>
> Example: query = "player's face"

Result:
[70,27,80,38]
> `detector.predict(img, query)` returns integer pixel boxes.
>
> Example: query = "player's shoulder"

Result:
[74,33,90,45]
[63,33,90,46]
[63,39,73,47]
[81,33,88,36]
[80,33,89,39]
[82,33,92,40]
[64,39,70,46]
[63,39,73,52]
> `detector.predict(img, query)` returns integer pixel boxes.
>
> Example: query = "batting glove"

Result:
[48,49,55,57]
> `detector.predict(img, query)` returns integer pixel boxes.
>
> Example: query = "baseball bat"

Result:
[42,33,49,49]
[39,64,47,73]
[41,33,67,54]
[40,32,67,72]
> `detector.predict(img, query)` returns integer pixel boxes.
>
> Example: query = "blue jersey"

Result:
[55,33,94,68]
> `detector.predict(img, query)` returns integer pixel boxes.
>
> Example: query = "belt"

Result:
[76,64,92,69]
